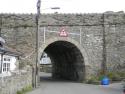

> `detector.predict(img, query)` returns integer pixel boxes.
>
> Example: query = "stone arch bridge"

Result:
[0,12,125,83]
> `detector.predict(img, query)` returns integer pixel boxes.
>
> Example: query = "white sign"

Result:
[59,27,68,37]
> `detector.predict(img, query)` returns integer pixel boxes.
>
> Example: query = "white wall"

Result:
[40,57,51,64]
[9,56,16,71]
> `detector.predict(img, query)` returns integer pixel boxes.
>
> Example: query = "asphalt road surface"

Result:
[27,73,123,94]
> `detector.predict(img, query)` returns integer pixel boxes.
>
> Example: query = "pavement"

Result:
[26,72,124,94]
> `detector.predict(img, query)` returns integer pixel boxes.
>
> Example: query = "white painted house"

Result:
[40,52,51,64]
[0,37,20,77]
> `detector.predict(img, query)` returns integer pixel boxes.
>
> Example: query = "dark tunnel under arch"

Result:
[41,40,86,82]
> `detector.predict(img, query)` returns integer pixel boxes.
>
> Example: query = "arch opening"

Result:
[41,41,85,82]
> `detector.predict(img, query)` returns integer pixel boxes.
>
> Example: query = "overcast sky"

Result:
[0,0,125,13]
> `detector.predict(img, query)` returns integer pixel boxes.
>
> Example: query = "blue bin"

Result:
[101,76,110,85]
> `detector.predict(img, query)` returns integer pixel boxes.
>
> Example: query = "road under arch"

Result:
[41,41,85,82]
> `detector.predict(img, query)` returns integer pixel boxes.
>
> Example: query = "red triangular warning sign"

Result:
[59,27,68,37]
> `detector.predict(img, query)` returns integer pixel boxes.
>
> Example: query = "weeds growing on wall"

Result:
[85,71,125,85]
[16,85,32,94]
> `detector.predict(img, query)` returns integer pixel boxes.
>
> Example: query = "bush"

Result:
[17,91,23,94]
[86,76,100,85]
[117,72,125,78]
[107,72,125,81]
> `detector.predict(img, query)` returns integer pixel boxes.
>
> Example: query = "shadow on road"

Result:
[39,72,76,83]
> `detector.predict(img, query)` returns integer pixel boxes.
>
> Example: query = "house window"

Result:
[3,63,10,72]
[4,58,10,61]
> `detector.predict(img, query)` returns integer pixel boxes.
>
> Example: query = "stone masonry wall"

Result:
[103,12,125,72]
[0,68,32,94]
[0,12,125,74]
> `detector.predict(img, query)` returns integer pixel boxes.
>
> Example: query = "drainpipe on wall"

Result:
[0,16,2,73]
[102,13,107,75]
